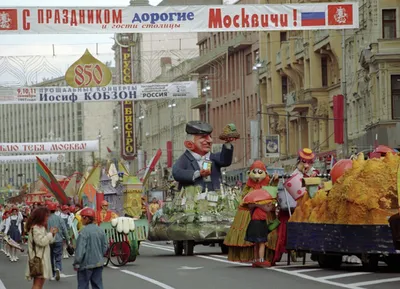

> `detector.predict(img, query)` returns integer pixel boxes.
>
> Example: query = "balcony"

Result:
[295,38,305,55]
[377,38,400,54]
[285,43,290,60]
[190,33,252,72]
[276,51,281,65]
[191,95,206,109]
[286,91,297,106]
[285,90,311,113]
[313,30,329,50]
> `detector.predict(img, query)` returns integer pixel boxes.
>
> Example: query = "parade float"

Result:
[148,184,240,255]
[147,121,241,255]
[286,147,400,270]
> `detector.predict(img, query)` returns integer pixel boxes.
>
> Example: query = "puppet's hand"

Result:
[224,137,237,143]
[200,169,211,177]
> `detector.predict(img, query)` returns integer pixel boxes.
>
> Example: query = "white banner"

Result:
[0,154,65,164]
[0,4,358,34]
[0,81,198,104]
[0,140,99,154]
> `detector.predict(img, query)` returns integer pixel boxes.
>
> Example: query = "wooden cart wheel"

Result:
[103,251,110,267]
[109,241,131,267]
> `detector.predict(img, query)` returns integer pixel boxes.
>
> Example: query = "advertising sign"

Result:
[265,135,280,158]
[0,4,358,34]
[65,49,112,88]
[0,81,198,104]
[120,46,136,161]
[0,154,65,164]
[0,140,99,154]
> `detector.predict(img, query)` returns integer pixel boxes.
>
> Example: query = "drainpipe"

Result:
[240,51,247,167]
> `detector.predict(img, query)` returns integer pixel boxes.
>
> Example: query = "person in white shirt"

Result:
[4,207,23,262]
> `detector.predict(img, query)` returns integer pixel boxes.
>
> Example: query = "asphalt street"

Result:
[1,242,400,289]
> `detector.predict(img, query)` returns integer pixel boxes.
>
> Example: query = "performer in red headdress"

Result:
[268,148,317,265]
[224,160,278,264]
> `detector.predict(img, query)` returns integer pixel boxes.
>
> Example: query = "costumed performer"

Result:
[243,189,276,268]
[0,210,9,254]
[224,161,278,263]
[4,207,23,262]
[96,200,118,225]
[270,148,317,265]
[149,198,160,216]
[60,205,71,259]
[172,121,235,192]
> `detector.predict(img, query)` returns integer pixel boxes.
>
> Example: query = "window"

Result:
[391,75,400,119]
[282,76,288,103]
[213,34,217,48]
[253,49,259,62]
[382,9,397,39]
[246,53,252,74]
[321,57,328,87]
[280,32,287,42]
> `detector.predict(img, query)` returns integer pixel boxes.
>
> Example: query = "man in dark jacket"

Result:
[172,121,234,192]
[47,203,69,281]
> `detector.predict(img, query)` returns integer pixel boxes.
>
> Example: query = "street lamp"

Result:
[168,101,177,163]
[97,130,102,161]
[253,51,264,160]
[202,76,212,123]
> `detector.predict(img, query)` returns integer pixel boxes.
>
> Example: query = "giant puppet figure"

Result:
[224,160,279,263]
[268,148,317,265]
[172,121,236,192]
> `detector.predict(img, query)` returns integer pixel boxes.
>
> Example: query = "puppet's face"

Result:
[248,168,267,183]
[297,159,313,174]
[184,134,213,156]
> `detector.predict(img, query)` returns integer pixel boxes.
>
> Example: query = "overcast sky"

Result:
[0,0,164,85]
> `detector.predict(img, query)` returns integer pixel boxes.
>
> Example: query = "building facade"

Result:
[0,76,115,187]
[256,0,344,168]
[257,0,400,168]
[191,28,260,171]
[345,0,400,150]
[138,58,199,186]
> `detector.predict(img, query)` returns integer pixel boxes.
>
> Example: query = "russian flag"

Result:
[301,12,326,26]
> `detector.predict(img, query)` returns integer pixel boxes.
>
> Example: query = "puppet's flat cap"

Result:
[185,121,213,135]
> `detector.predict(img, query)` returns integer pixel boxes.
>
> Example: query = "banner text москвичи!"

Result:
[0,4,358,34]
